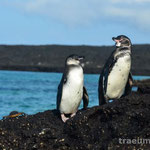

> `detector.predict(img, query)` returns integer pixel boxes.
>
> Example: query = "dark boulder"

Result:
[133,79,150,87]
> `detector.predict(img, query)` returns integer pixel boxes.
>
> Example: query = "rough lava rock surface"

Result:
[0,82,150,150]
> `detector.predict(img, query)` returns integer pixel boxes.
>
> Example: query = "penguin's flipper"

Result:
[56,83,62,110]
[124,72,133,96]
[83,86,89,109]
[98,74,106,105]
[103,51,118,94]
[99,50,117,105]
[57,69,68,110]
[56,76,64,110]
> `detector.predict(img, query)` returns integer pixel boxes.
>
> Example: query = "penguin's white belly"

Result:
[60,68,83,114]
[106,55,131,99]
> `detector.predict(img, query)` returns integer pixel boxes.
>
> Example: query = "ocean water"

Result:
[0,70,150,119]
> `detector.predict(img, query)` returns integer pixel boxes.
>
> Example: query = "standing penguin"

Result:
[98,35,133,105]
[57,54,89,122]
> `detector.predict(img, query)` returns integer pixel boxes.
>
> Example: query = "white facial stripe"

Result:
[116,42,121,47]
[67,59,80,65]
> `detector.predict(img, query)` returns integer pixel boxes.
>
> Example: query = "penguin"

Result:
[98,35,133,105]
[57,54,89,122]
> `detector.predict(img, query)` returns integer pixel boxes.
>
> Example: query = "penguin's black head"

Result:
[112,35,131,48]
[66,54,84,65]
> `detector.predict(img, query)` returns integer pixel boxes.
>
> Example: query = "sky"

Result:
[0,0,150,46]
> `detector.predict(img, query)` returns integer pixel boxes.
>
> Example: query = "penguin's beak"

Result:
[112,37,116,41]
[112,37,122,42]
[78,56,85,60]
[112,37,122,47]
[112,37,118,42]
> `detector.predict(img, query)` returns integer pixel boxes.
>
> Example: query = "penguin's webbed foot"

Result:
[61,114,69,123]
[71,112,76,118]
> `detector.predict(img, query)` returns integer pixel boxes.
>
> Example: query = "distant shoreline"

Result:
[0,44,150,75]
[0,66,150,76]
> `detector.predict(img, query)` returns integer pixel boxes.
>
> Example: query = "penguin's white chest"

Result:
[106,55,131,99]
[60,67,83,114]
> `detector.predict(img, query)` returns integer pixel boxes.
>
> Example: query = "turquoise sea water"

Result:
[0,70,150,119]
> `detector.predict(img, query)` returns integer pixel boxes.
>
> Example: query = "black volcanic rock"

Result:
[0,85,150,150]
[138,86,150,94]
[134,79,150,86]
[134,79,150,94]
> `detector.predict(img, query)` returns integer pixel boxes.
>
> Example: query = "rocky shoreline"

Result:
[0,79,150,150]
[0,44,150,75]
